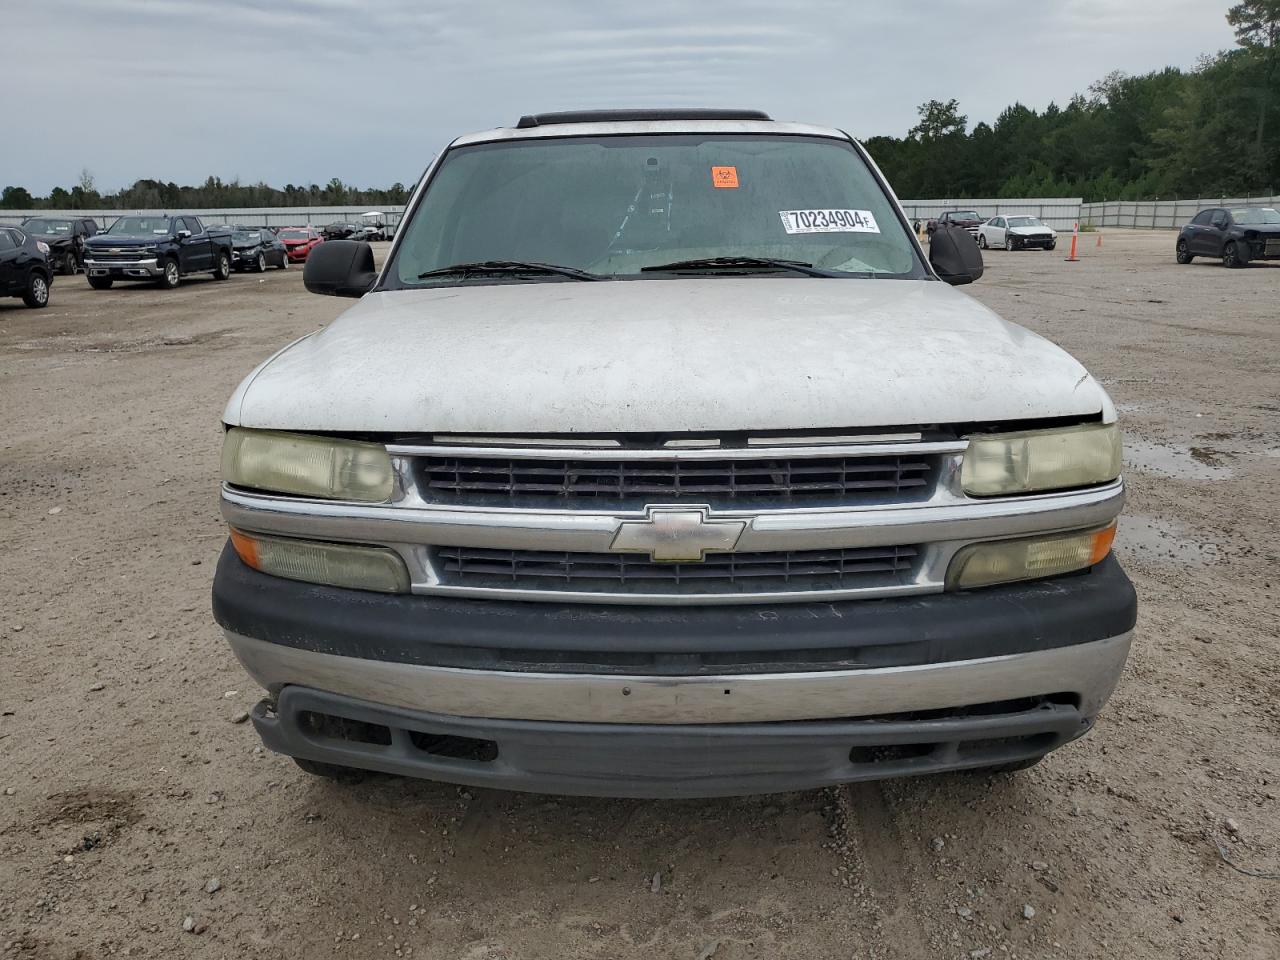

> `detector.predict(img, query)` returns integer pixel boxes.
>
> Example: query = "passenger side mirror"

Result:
[177,229,192,240]
[304,239,378,298]
[928,225,984,286]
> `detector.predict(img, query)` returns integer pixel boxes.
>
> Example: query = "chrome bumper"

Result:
[224,629,1132,725]
[85,258,162,278]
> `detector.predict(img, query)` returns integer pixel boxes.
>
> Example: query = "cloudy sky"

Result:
[8,0,1237,195]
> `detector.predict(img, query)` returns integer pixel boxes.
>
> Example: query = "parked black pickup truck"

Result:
[83,215,233,289]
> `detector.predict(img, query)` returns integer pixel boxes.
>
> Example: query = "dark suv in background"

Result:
[0,225,54,308]
[322,222,365,240]
[20,216,98,275]
[1176,206,1280,267]
[926,210,985,237]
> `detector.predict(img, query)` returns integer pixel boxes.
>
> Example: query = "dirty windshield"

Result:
[392,135,923,284]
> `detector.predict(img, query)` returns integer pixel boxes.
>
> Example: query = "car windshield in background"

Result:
[1007,217,1043,227]
[280,231,310,240]
[1230,207,1280,225]
[108,217,170,235]
[232,231,260,244]
[951,211,981,220]
[25,219,73,234]
[391,135,924,284]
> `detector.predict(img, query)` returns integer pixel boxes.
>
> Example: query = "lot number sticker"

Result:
[779,209,879,234]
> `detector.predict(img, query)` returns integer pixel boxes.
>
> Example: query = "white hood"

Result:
[225,278,1109,434]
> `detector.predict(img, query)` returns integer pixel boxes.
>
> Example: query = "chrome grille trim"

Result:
[434,544,919,595]
[221,477,1125,605]
[387,440,966,460]
[220,436,1125,605]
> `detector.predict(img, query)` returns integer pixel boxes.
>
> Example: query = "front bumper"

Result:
[251,682,1108,798]
[214,546,1136,795]
[84,257,162,278]
[1245,237,1280,260]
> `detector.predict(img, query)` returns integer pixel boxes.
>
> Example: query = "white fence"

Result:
[898,198,1083,231]
[3,200,1088,231]
[0,206,407,230]
[11,194,1275,233]
[1080,195,1280,230]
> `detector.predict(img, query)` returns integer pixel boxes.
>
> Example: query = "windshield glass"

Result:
[280,230,310,240]
[949,211,981,221]
[1230,207,1280,225]
[24,218,73,235]
[232,231,260,244]
[1006,216,1042,227]
[107,216,171,235]
[391,134,923,284]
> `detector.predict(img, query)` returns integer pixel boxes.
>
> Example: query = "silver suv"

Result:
[212,109,1135,798]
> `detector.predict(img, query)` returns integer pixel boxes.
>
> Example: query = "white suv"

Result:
[212,109,1134,798]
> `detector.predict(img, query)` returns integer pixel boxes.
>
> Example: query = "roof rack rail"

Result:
[515,109,771,129]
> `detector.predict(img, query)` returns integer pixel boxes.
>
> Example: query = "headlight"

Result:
[230,529,409,593]
[962,423,1121,496]
[222,428,395,501]
[947,523,1116,590]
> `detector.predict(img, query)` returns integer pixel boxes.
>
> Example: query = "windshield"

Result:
[108,216,171,236]
[949,211,981,221]
[390,134,924,285]
[24,218,73,235]
[280,230,310,240]
[232,231,260,244]
[1230,207,1280,225]
[1006,217,1043,227]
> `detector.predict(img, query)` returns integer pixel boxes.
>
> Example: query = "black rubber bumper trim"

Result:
[212,543,1136,673]
[257,686,1089,799]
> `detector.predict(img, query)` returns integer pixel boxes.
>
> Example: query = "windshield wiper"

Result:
[639,256,836,277]
[416,260,604,281]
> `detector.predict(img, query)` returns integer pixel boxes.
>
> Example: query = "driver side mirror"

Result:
[928,225,984,286]
[177,229,192,240]
[304,239,378,298]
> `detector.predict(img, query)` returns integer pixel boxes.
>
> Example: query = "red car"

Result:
[278,228,324,263]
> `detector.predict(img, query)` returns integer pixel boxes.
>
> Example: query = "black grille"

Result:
[434,544,919,595]
[419,454,934,507]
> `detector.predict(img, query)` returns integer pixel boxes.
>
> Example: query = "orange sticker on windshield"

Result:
[711,166,739,189]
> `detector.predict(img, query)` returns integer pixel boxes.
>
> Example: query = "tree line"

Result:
[864,1,1278,201]
[0,174,410,211]
[2,2,1276,209]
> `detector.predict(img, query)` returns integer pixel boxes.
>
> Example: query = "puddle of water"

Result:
[1124,438,1234,481]
[1116,515,1221,566]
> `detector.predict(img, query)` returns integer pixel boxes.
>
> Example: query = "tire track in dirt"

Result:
[826,782,938,959]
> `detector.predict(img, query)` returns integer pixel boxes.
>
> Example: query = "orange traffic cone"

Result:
[1096,232,1103,248]
[1065,222,1080,262]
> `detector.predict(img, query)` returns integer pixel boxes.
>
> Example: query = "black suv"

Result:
[0,226,53,308]
[20,216,98,275]
[322,222,359,240]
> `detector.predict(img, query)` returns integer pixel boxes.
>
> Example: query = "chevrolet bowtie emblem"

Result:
[610,506,746,563]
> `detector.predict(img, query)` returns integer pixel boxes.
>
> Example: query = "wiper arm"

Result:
[639,256,835,277]
[417,260,604,281]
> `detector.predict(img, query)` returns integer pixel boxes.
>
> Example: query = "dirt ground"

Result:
[1,232,1277,960]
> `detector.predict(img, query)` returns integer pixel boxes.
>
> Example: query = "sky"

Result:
[5,0,1238,196]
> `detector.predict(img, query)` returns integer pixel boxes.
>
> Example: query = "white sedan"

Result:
[978,215,1057,251]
